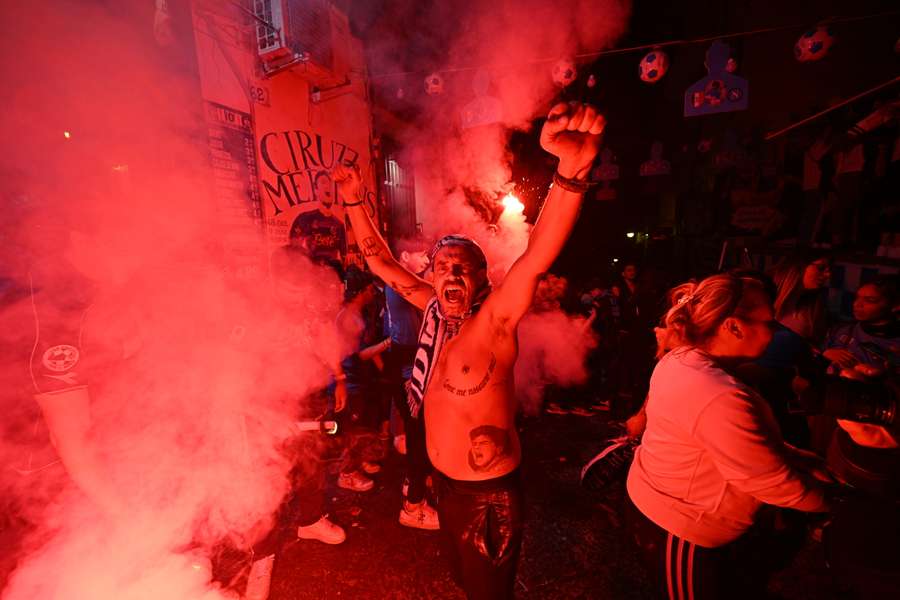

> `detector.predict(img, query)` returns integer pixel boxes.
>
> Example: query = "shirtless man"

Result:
[334,101,605,599]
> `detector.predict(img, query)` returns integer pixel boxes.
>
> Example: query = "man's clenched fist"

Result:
[333,163,362,204]
[540,102,606,180]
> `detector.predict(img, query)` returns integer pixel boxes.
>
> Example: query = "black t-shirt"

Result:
[28,270,96,394]
[289,210,346,264]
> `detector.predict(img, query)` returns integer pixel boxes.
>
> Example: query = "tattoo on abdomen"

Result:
[468,424,510,472]
[442,353,496,397]
[361,236,381,257]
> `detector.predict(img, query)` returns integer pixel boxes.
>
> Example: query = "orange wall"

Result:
[190,2,376,271]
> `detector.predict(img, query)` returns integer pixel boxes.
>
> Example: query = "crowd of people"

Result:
[259,118,900,599]
[259,206,900,600]
[574,252,899,599]
[21,99,899,600]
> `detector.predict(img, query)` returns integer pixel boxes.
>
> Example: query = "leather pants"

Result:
[434,469,523,600]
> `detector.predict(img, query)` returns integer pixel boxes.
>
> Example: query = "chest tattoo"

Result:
[442,353,497,397]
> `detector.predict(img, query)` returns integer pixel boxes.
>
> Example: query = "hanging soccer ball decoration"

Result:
[424,72,444,95]
[794,26,835,62]
[725,57,738,73]
[639,49,670,83]
[551,58,577,87]
[587,74,597,88]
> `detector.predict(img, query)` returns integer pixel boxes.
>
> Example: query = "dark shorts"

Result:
[434,469,523,600]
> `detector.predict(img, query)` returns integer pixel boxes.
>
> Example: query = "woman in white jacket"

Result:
[626,273,829,600]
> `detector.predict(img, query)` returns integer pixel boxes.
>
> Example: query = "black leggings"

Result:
[434,470,523,600]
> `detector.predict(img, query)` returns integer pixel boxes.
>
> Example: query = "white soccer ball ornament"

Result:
[424,73,444,95]
[639,49,669,84]
[552,58,577,88]
[794,26,835,62]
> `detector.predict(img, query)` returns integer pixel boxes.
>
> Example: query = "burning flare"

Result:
[501,193,524,216]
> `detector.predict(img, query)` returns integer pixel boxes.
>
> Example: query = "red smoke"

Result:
[1,2,344,598]
[398,0,631,407]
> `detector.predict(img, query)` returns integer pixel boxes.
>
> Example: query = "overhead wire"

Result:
[367,9,900,81]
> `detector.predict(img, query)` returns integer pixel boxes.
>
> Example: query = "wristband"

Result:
[552,171,593,194]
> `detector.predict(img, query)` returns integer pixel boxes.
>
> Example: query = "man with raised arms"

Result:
[333,101,605,599]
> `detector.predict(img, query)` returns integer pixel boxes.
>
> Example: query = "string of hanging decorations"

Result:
[369,9,900,84]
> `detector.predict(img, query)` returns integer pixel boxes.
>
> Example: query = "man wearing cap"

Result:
[333,101,605,599]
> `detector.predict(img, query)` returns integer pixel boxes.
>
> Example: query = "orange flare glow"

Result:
[501,193,524,215]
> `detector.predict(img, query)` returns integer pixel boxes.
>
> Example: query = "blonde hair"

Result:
[662,274,765,350]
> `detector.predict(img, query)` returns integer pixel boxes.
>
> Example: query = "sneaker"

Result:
[361,461,382,475]
[338,470,374,492]
[545,402,568,415]
[297,515,346,545]
[399,500,440,530]
[393,434,407,455]
[244,554,274,600]
[570,406,596,417]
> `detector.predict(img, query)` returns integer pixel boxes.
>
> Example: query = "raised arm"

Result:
[333,164,433,310]
[485,102,605,328]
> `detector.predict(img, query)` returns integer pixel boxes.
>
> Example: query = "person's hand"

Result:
[786,444,835,484]
[334,380,347,413]
[823,348,858,369]
[333,163,362,204]
[624,409,647,439]
[373,354,385,372]
[540,102,606,179]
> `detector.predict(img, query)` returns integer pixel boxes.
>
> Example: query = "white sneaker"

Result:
[297,515,346,545]
[393,434,407,455]
[361,461,381,475]
[338,470,374,492]
[399,500,440,530]
[244,554,274,600]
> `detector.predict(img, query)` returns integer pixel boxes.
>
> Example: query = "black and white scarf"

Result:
[406,290,489,419]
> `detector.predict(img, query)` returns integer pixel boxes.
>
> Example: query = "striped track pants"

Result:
[624,496,765,600]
